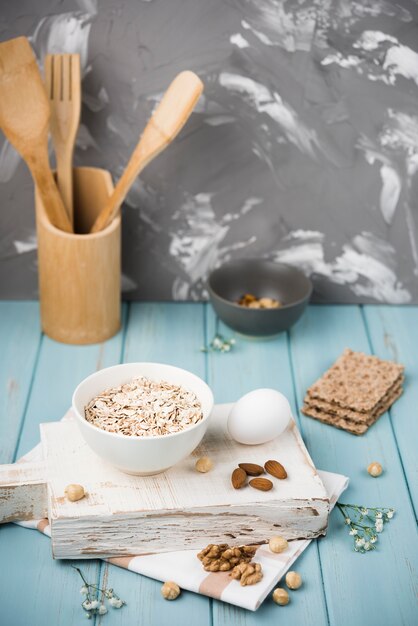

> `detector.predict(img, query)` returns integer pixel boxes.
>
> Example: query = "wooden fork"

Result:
[45,53,81,226]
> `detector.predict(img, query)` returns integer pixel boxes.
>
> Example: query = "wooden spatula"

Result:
[90,71,203,233]
[0,37,72,233]
[45,53,81,226]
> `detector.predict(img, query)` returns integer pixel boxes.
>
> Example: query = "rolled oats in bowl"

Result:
[85,376,203,437]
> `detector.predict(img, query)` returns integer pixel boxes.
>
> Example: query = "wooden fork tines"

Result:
[45,53,81,225]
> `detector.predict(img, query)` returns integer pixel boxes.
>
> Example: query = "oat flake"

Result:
[85,376,203,437]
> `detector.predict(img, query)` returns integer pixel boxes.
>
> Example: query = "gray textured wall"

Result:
[1,0,417,303]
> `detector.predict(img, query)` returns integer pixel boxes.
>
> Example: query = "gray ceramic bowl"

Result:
[207,259,312,336]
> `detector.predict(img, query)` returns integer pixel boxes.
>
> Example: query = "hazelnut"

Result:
[65,484,85,502]
[268,535,288,554]
[195,456,213,473]
[285,571,302,590]
[272,588,289,606]
[367,462,383,477]
[161,581,181,600]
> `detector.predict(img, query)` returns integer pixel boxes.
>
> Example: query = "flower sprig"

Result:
[201,317,236,353]
[201,332,236,353]
[337,502,395,553]
[73,566,126,619]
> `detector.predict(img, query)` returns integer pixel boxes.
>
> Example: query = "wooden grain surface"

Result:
[0,302,416,626]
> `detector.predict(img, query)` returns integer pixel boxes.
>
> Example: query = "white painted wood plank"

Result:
[0,461,47,523]
[40,404,329,559]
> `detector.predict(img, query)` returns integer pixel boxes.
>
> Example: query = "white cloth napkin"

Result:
[16,412,348,611]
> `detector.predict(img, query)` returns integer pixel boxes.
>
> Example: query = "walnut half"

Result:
[230,562,263,586]
[197,543,257,572]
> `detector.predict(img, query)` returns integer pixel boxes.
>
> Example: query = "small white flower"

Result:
[370,536,377,543]
[376,512,383,519]
[82,601,92,611]
[349,528,358,535]
[345,517,351,525]
[387,510,394,519]
[89,600,99,609]
[80,586,88,595]
[355,537,365,546]
[375,522,383,533]
[360,508,368,515]
[364,542,371,551]
[109,597,123,608]
[98,605,108,615]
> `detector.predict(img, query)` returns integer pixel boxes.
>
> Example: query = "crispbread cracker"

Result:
[307,349,404,412]
[304,379,403,423]
[301,406,370,435]
[302,386,404,435]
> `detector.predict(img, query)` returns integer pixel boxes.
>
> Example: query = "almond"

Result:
[238,463,264,476]
[249,477,273,491]
[264,460,287,479]
[231,467,247,489]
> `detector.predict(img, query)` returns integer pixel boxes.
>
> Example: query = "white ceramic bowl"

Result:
[72,362,214,475]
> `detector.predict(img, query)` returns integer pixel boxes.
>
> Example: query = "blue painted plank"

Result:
[2,303,417,626]
[206,307,330,626]
[15,306,126,459]
[98,302,211,626]
[0,305,127,626]
[289,305,418,626]
[363,305,418,517]
[0,524,99,626]
[123,302,206,375]
[0,302,41,463]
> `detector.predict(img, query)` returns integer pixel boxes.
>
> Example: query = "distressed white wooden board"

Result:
[0,461,47,523]
[41,403,329,559]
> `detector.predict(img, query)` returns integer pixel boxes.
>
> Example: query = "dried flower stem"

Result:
[337,502,395,553]
[73,566,126,619]
[201,317,236,354]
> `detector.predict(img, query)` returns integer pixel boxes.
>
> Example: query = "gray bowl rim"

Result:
[207,259,313,311]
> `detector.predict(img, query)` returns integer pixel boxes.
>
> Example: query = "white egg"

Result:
[227,389,292,445]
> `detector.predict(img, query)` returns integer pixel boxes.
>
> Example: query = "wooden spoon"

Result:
[90,71,203,233]
[0,37,72,233]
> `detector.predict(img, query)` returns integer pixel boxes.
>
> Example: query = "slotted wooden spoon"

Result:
[90,70,203,233]
[45,53,81,226]
[0,37,72,233]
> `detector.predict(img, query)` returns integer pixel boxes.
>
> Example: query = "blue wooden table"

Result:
[0,303,417,626]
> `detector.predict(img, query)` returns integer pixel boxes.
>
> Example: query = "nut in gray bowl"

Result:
[207,259,312,336]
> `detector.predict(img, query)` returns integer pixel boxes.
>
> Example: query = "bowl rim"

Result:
[207,259,313,311]
[72,362,214,442]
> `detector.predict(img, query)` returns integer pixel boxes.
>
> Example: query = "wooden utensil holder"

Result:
[35,166,121,344]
